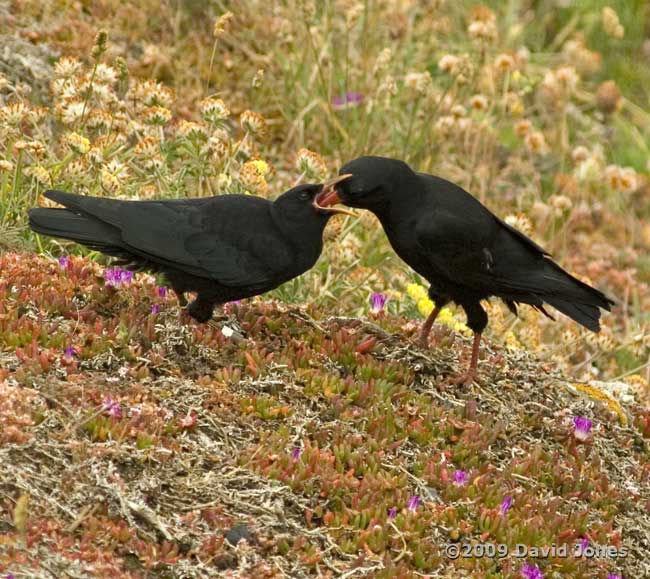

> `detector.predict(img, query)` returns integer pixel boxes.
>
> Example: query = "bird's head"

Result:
[315,156,415,212]
[273,183,355,224]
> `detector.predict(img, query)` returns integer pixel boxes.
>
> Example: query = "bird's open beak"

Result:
[313,174,354,216]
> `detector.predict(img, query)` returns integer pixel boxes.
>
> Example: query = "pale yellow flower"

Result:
[176,120,208,140]
[404,72,432,95]
[296,148,327,179]
[54,56,82,78]
[143,106,172,126]
[469,94,488,111]
[213,11,234,38]
[524,131,548,154]
[602,6,624,38]
[240,110,267,137]
[200,97,230,124]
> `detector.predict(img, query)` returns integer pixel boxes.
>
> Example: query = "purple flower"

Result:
[499,495,513,516]
[58,256,70,268]
[7,574,16,579]
[332,91,363,109]
[104,267,134,287]
[291,447,301,460]
[407,495,421,512]
[387,506,398,519]
[607,574,622,579]
[151,304,160,314]
[573,416,593,441]
[576,537,589,554]
[453,470,469,486]
[103,396,122,419]
[63,346,76,360]
[370,292,387,313]
[520,562,544,579]
[157,286,167,298]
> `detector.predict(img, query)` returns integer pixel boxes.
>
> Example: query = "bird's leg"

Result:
[174,291,188,308]
[418,305,441,348]
[449,332,482,385]
[186,297,216,323]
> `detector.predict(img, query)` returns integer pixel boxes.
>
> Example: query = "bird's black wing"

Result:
[42,190,292,289]
[413,209,504,291]
[415,211,613,330]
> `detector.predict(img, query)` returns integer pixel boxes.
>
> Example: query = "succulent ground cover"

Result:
[1,0,650,577]
[1,253,649,578]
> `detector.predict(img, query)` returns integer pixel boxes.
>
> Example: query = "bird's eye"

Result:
[299,192,310,200]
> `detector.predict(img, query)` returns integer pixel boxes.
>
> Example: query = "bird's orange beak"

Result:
[313,174,355,216]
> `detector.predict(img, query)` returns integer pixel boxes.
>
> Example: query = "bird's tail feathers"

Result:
[29,207,122,252]
[533,259,613,332]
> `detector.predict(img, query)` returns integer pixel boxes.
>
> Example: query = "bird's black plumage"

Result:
[29,184,350,322]
[322,155,615,381]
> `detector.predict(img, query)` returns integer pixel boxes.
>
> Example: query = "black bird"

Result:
[318,156,614,383]
[29,179,353,322]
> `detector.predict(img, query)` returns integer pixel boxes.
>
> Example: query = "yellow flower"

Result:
[239,160,269,195]
[417,297,434,317]
[407,283,428,302]
[65,132,91,155]
[27,165,50,186]
[249,159,269,175]
[504,331,521,350]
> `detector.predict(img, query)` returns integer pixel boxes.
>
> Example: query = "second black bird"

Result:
[319,156,614,383]
[29,179,353,322]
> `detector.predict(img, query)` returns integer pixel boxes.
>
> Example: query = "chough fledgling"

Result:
[316,156,615,383]
[30,179,353,322]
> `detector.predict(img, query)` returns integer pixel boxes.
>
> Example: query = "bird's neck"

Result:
[270,206,326,258]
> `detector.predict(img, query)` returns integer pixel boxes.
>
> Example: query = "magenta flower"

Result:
[291,447,301,460]
[573,415,592,441]
[157,286,167,298]
[520,562,544,579]
[607,574,622,579]
[387,506,398,519]
[407,495,421,512]
[151,303,160,314]
[58,256,70,268]
[453,470,469,486]
[103,396,122,419]
[370,292,387,313]
[499,495,513,516]
[104,267,134,287]
[332,91,363,109]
